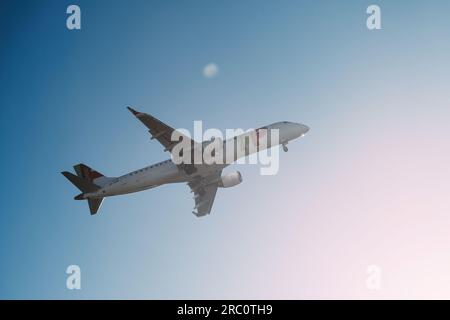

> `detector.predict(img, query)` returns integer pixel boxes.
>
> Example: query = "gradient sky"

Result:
[1,0,450,299]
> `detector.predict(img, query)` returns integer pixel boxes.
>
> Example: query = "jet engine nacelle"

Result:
[218,171,243,188]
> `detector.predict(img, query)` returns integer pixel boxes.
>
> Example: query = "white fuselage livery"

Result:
[85,121,308,199]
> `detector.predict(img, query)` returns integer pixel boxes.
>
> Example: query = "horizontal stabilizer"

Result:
[88,198,103,215]
[61,171,100,193]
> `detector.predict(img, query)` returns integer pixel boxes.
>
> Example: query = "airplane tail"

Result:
[73,163,106,185]
[61,163,109,215]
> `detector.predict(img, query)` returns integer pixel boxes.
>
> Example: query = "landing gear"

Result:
[282,144,288,152]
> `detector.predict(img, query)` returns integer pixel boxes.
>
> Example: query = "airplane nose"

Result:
[294,123,309,138]
[300,124,309,134]
[286,123,309,141]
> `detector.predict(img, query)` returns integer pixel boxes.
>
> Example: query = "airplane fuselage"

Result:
[84,121,308,199]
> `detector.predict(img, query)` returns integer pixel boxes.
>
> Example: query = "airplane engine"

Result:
[218,171,243,188]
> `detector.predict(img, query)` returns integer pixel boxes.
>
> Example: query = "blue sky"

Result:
[1,0,450,299]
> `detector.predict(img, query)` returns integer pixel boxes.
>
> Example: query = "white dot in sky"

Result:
[203,63,219,79]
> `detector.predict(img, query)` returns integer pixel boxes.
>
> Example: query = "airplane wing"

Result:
[127,106,200,174]
[188,170,222,217]
[127,106,196,152]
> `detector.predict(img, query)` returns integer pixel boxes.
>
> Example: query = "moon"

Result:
[203,63,219,79]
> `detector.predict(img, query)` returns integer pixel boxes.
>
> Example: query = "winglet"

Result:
[127,106,141,116]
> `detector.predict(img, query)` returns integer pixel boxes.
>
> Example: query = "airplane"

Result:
[61,107,309,217]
